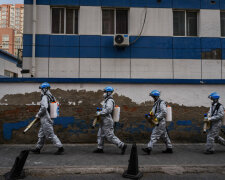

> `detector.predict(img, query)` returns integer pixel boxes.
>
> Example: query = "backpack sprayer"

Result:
[145,105,172,127]
[23,98,59,134]
[92,105,120,128]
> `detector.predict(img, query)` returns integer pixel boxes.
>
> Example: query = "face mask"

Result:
[41,88,48,95]
[103,92,107,98]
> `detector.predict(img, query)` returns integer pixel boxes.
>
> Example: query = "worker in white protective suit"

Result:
[31,82,64,155]
[93,86,127,154]
[142,90,173,155]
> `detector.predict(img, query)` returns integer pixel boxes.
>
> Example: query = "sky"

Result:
[0,0,24,5]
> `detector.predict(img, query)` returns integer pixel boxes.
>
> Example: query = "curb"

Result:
[1,165,225,176]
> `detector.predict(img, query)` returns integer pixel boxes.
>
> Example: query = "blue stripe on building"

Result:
[23,34,225,59]
[24,0,225,10]
[1,78,225,84]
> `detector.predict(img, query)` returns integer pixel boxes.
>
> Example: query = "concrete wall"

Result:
[0,82,225,144]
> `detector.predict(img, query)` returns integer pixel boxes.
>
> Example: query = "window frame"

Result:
[102,8,129,35]
[51,7,79,35]
[173,9,198,37]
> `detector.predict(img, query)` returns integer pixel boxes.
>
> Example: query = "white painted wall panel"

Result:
[1,83,225,107]
[79,6,101,35]
[36,5,51,34]
[80,58,100,78]
[49,58,79,78]
[199,10,220,37]
[101,58,130,78]
[35,58,49,77]
[131,59,173,79]
[202,59,222,79]
[174,59,201,79]
[222,60,225,79]
[24,5,33,34]
[130,8,173,36]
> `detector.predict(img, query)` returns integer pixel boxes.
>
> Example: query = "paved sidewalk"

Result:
[1,144,225,177]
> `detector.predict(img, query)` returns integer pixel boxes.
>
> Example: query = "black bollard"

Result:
[4,150,30,180]
[123,143,143,179]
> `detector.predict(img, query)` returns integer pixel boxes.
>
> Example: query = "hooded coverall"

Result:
[35,90,63,149]
[147,98,172,149]
[97,96,124,149]
[206,102,225,152]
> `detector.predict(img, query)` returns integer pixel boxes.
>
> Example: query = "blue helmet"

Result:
[39,82,51,89]
[150,90,160,97]
[104,86,114,92]
[208,92,220,100]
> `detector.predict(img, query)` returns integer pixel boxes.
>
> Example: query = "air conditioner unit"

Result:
[114,34,129,47]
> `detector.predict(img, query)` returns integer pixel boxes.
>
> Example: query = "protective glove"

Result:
[35,114,40,119]
[96,111,101,116]
[152,117,159,125]
[208,117,212,121]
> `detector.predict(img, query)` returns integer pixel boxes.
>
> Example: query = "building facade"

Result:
[0,4,24,57]
[23,0,225,80]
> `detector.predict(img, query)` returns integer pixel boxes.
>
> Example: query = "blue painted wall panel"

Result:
[80,0,101,6]
[101,0,130,7]
[80,35,100,47]
[130,36,172,48]
[220,38,225,48]
[36,46,49,57]
[173,49,201,59]
[201,0,220,9]
[173,37,201,49]
[23,34,32,46]
[101,36,114,47]
[173,0,201,9]
[50,47,79,58]
[50,0,80,6]
[80,47,100,58]
[101,47,131,58]
[131,48,172,59]
[36,35,50,46]
[147,0,172,8]
[23,46,32,57]
[130,0,147,7]
[222,49,225,59]
[221,0,225,9]
[201,38,221,49]
[50,35,79,47]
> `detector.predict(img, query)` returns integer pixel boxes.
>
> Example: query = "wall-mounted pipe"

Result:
[31,0,37,77]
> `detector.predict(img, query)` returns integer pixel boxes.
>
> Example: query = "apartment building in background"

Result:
[0,4,24,58]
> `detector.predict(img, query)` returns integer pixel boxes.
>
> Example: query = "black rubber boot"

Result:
[54,147,64,155]
[162,148,173,153]
[93,148,104,153]
[142,147,151,155]
[204,150,214,154]
[31,148,40,154]
[121,144,127,155]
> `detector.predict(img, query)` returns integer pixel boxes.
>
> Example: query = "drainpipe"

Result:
[31,0,37,77]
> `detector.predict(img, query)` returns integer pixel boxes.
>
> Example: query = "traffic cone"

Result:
[123,143,143,179]
[4,150,30,180]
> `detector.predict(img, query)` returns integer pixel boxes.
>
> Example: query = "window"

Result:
[51,8,78,34]
[2,35,9,41]
[4,70,17,78]
[102,9,128,34]
[2,42,9,49]
[2,15,6,19]
[221,11,225,36]
[173,10,197,36]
